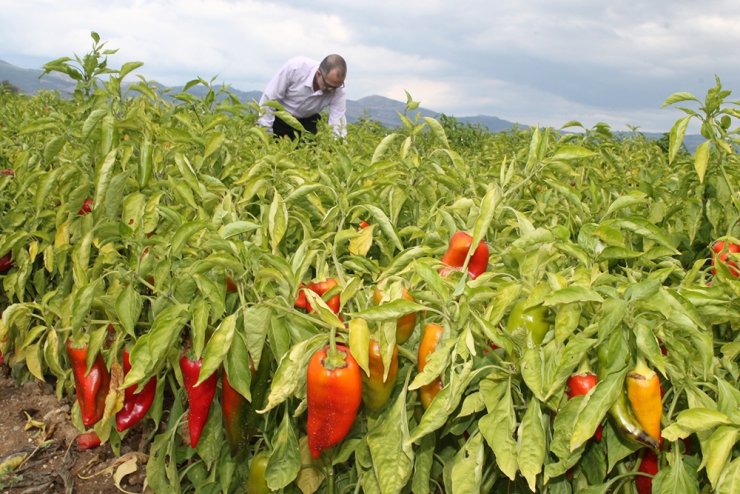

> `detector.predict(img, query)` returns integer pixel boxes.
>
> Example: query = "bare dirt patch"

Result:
[0,365,148,494]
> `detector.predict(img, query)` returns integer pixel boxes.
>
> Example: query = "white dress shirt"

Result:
[257,56,347,137]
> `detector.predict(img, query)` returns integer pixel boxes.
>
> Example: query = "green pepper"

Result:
[506,301,549,344]
[246,451,271,493]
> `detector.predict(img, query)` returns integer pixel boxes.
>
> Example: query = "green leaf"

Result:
[549,144,596,161]
[521,346,545,401]
[243,305,271,370]
[368,372,414,494]
[603,191,648,219]
[668,116,691,164]
[371,133,400,164]
[449,431,484,494]
[570,367,627,451]
[259,334,326,413]
[123,304,189,389]
[218,220,260,239]
[408,362,475,444]
[70,281,99,333]
[351,299,426,321]
[544,336,598,400]
[701,426,737,488]
[423,116,450,148]
[653,448,700,494]
[715,456,740,494]
[266,409,302,490]
[693,140,711,183]
[348,318,370,376]
[544,286,604,305]
[480,376,518,480]
[203,132,225,160]
[224,332,251,401]
[115,284,142,337]
[268,191,288,254]
[662,408,732,441]
[408,339,454,390]
[365,204,404,251]
[517,400,546,492]
[94,148,117,210]
[169,221,207,257]
[196,314,237,386]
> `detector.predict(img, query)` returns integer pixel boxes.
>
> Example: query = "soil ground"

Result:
[0,364,148,494]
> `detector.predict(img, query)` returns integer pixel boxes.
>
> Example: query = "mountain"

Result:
[0,59,701,147]
[0,59,75,95]
[0,59,523,132]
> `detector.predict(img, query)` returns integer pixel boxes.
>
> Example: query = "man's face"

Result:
[318,69,345,92]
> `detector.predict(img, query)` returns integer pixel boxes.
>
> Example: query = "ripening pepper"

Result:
[418,323,444,409]
[440,231,489,279]
[180,354,218,448]
[635,449,659,494]
[597,346,659,450]
[626,358,662,445]
[66,339,110,428]
[566,370,603,441]
[362,338,398,413]
[307,344,362,458]
[295,278,341,314]
[373,287,417,344]
[222,370,254,456]
[116,349,157,432]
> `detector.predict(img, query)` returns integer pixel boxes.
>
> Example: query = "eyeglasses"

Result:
[318,70,344,91]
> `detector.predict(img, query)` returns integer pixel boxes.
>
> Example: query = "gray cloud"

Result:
[1,0,738,132]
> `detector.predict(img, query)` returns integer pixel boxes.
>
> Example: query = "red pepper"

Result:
[75,430,102,451]
[116,349,157,432]
[78,198,93,216]
[440,231,489,279]
[66,339,110,428]
[180,354,218,448]
[358,220,370,229]
[566,371,603,441]
[225,276,238,293]
[307,344,362,458]
[222,370,254,455]
[711,240,740,277]
[294,278,341,314]
[0,252,12,274]
[635,449,659,494]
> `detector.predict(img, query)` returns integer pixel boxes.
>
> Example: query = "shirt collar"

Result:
[303,64,320,91]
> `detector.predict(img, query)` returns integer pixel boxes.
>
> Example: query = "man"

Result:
[257,54,347,139]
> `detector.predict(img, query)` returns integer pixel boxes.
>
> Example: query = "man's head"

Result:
[317,54,346,92]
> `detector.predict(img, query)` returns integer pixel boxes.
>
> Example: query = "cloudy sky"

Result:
[1,0,738,132]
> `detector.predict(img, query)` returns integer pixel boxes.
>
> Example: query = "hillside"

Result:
[0,59,703,147]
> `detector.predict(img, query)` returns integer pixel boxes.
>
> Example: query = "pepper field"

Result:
[1,34,739,494]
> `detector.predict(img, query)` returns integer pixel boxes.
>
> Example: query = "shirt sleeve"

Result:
[257,62,293,130]
[327,92,348,138]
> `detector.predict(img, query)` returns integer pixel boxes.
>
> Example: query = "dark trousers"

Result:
[273,114,320,139]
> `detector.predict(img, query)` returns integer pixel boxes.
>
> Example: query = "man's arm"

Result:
[327,92,347,138]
